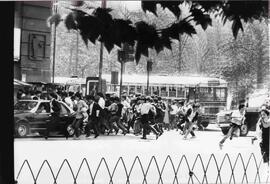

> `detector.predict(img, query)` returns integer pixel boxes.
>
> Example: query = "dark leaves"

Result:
[135,21,158,48]
[93,7,113,25]
[190,8,212,30]
[65,12,77,30]
[160,34,172,50]
[76,14,104,45]
[141,1,182,18]
[111,19,137,48]
[178,20,197,36]
[63,0,268,64]
[135,21,160,63]
[191,1,223,12]
[221,1,268,38]
[141,1,158,16]
[47,13,62,27]
[166,20,197,39]
[232,16,243,39]
[135,42,149,64]
[159,1,182,18]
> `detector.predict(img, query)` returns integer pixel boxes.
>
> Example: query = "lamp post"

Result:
[146,59,152,96]
[98,0,106,93]
[51,1,58,84]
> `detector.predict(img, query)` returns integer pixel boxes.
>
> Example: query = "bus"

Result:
[102,74,228,128]
[54,76,86,96]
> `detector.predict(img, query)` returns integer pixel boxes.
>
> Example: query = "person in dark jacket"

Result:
[85,95,102,138]
[45,92,61,139]
[257,109,269,164]
[183,103,200,139]
[115,97,128,135]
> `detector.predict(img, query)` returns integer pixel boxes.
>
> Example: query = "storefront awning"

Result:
[14,79,32,87]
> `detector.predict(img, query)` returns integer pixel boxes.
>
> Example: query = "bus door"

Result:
[86,77,107,96]
[188,87,196,101]
[86,77,99,96]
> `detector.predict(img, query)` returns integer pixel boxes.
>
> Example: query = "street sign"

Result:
[117,50,125,62]
[117,43,134,63]
[111,71,118,84]
[123,43,135,62]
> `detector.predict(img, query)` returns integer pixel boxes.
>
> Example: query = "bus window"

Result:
[177,87,185,98]
[215,88,226,101]
[129,85,135,95]
[169,86,176,97]
[136,85,143,94]
[160,86,168,97]
[144,86,151,96]
[122,85,128,93]
[152,86,159,96]
[199,87,214,101]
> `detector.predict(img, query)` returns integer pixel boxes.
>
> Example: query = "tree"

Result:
[209,20,269,103]
[48,0,268,64]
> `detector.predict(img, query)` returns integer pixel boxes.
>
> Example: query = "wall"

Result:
[14,1,52,83]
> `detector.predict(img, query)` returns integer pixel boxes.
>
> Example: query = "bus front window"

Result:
[160,86,168,97]
[129,85,135,95]
[199,87,214,101]
[215,88,226,101]
[169,86,176,97]
[152,86,159,96]
[177,87,185,98]
[136,86,143,94]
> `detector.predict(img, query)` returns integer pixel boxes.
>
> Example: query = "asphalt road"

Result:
[14,124,269,184]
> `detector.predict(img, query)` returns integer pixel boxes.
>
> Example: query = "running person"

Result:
[219,104,246,149]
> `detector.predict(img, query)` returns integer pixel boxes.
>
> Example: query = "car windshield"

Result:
[14,101,38,111]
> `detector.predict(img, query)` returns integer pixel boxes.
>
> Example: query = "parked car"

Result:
[216,107,260,136]
[14,100,76,138]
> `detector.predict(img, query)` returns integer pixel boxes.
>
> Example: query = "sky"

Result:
[108,1,141,11]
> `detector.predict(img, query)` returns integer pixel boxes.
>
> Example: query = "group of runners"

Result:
[46,91,202,140]
[44,90,269,166]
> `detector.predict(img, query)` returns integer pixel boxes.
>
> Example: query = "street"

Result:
[14,124,269,184]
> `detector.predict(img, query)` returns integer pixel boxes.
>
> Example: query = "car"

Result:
[216,107,260,136]
[14,99,76,138]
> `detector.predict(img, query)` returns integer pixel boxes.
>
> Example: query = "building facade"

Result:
[14,1,52,83]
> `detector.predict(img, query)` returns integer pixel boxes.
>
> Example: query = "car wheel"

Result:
[15,122,29,137]
[201,121,209,128]
[221,127,229,135]
[66,124,74,137]
[240,123,249,136]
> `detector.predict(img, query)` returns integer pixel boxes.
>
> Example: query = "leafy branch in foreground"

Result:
[48,0,268,64]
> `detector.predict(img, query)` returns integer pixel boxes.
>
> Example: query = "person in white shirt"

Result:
[140,96,160,140]
[169,101,178,130]
[72,93,88,139]
[121,95,131,127]
[64,92,73,110]
[96,92,110,134]
[219,104,246,149]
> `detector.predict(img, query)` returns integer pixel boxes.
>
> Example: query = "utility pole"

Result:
[98,0,106,93]
[51,1,58,84]
[146,59,152,96]
[118,49,125,99]
[118,43,135,98]
[75,31,79,76]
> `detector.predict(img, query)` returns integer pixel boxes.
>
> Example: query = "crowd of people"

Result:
[30,88,203,141]
[15,87,269,166]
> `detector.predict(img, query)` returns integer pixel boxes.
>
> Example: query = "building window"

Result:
[28,33,46,61]
[14,28,21,62]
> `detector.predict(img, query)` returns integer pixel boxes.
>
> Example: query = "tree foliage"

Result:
[49,0,268,64]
